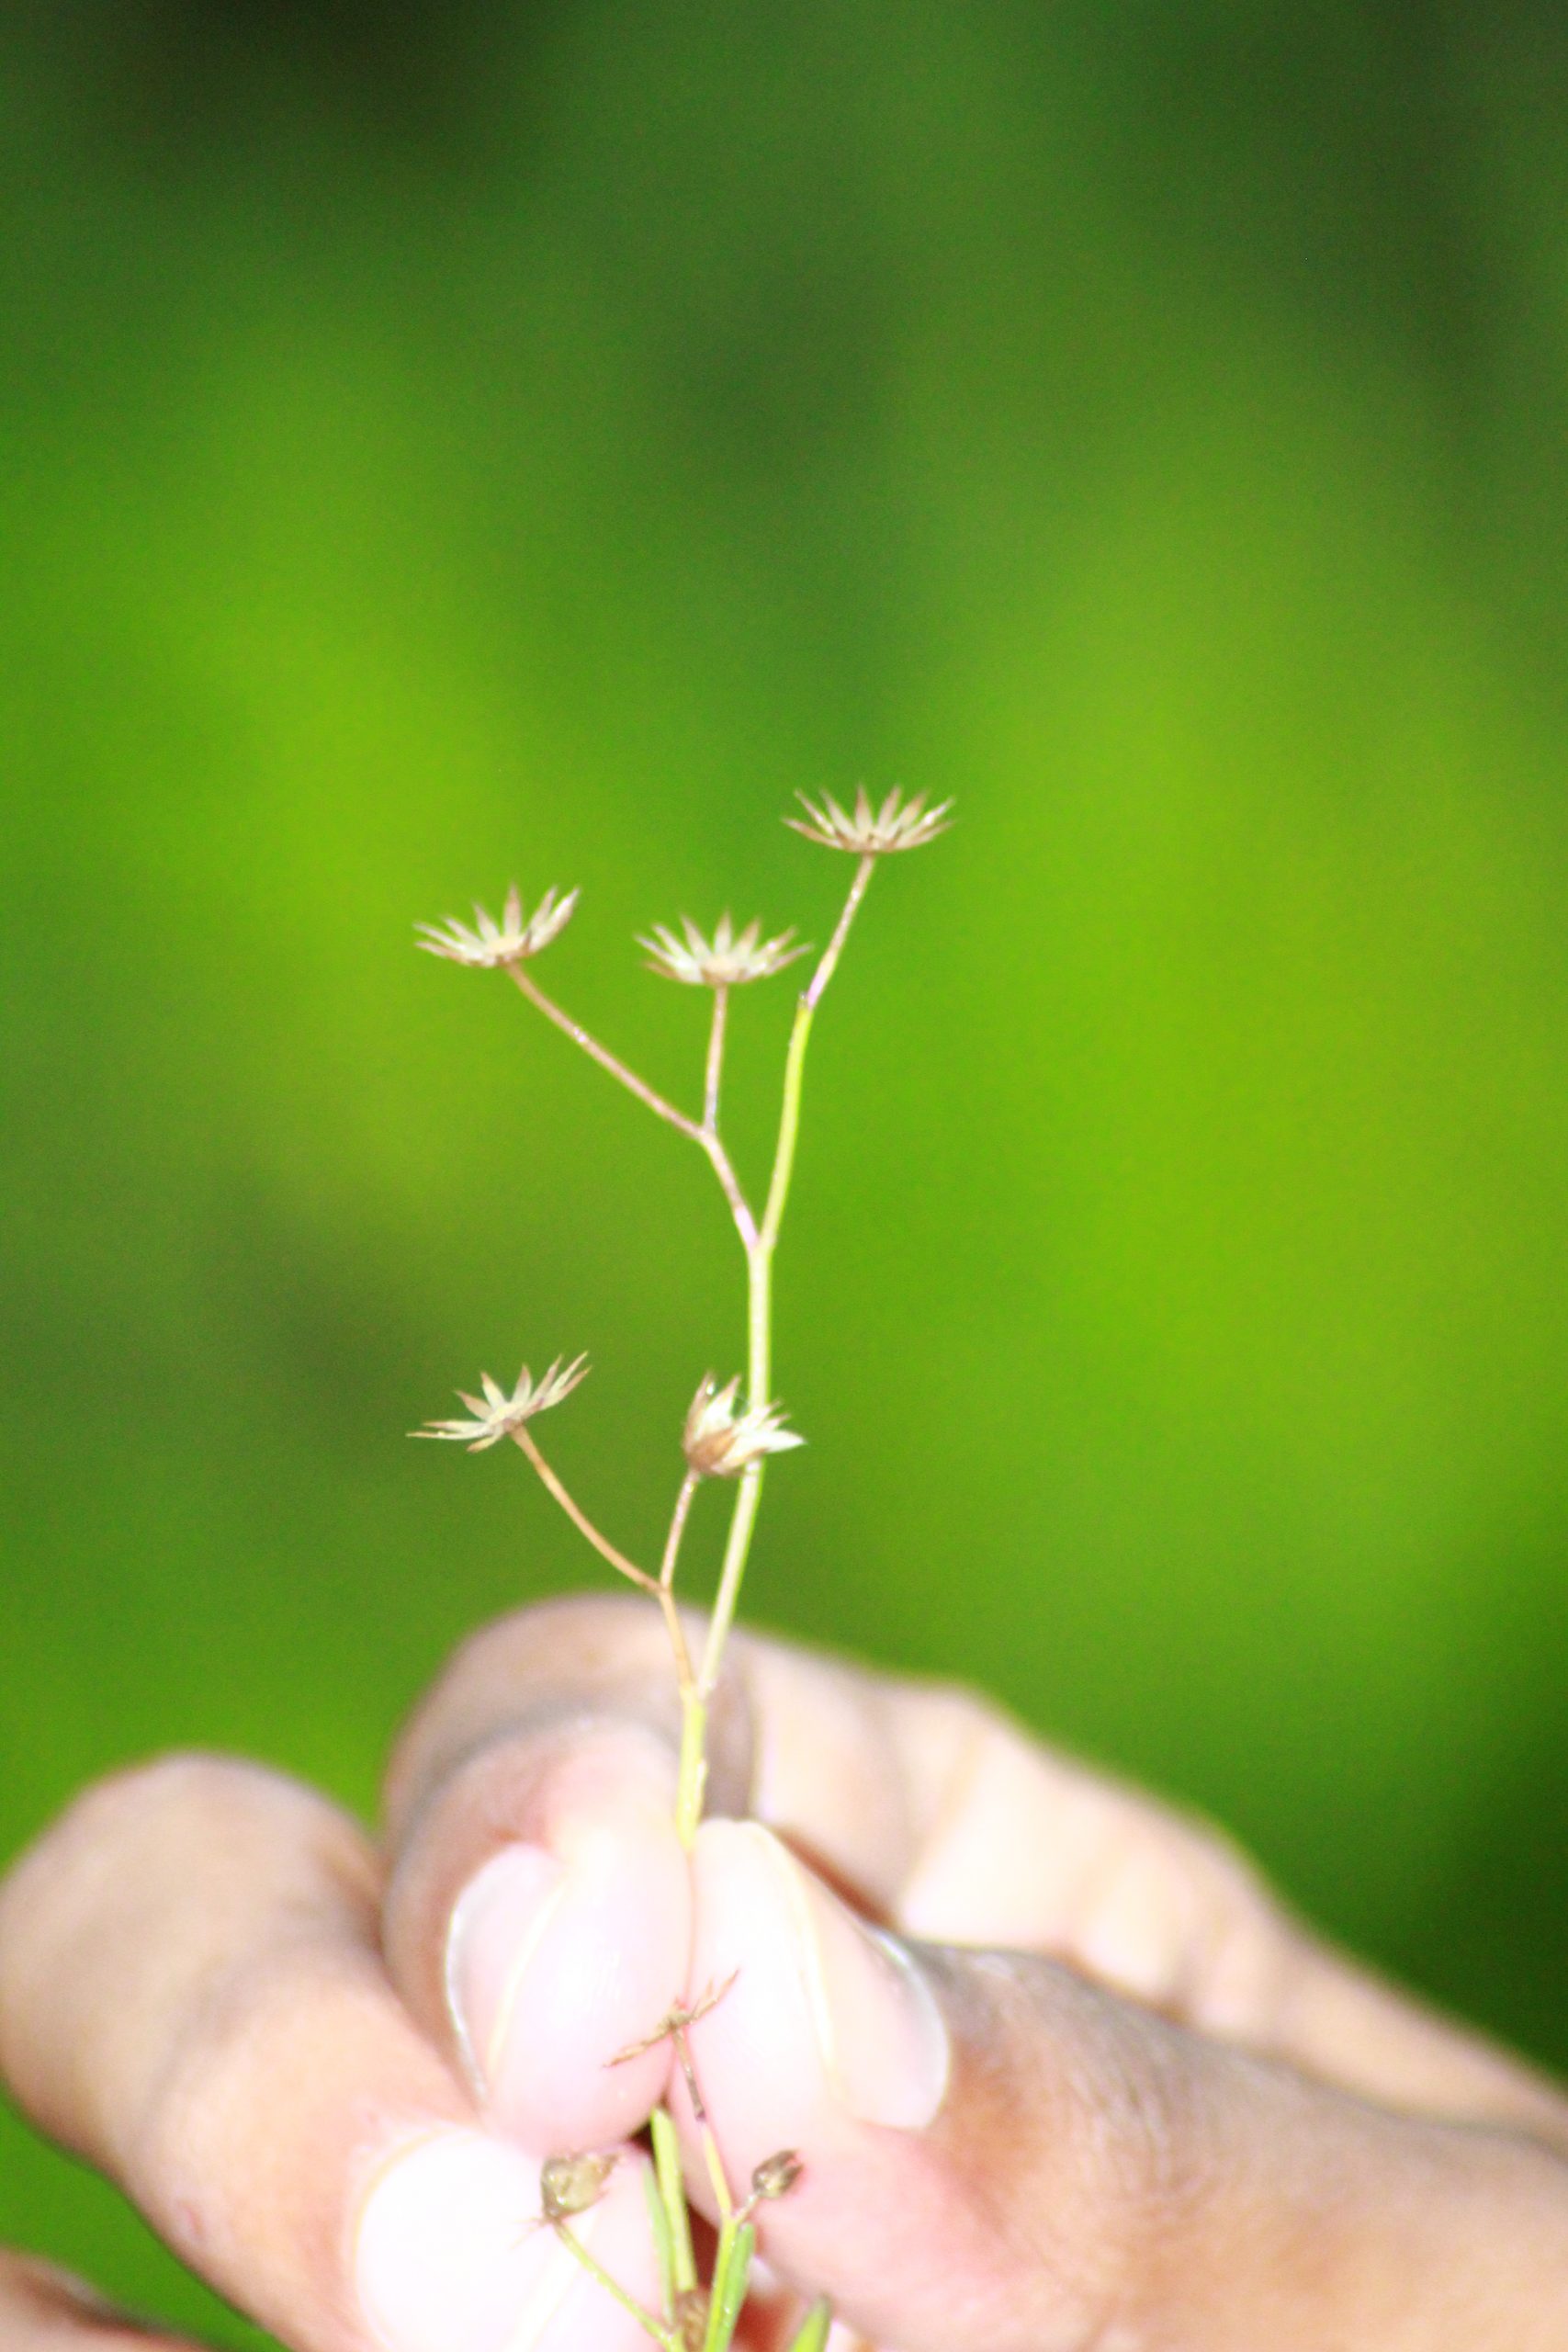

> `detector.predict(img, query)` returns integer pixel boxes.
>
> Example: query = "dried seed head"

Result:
[785,786,953,856]
[414,1353,590,1451]
[539,2151,618,2225]
[750,2149,803,2202]
[675,2289,709,2351]
[682,1374,805,1479]
[418,883,580,968]
[639,911,809,989]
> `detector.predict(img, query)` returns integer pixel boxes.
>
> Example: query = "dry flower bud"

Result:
[639,911,809,989]
[539,2151,618,2225]
[785,786,953,856]
[682,1374,805,1479]
[676,2289,709,2351]
[750,2150,803,2202]
[414,1353,589,1451]
[418,883,579,968]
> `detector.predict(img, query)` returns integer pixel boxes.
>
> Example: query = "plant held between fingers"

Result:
[416,786,951,2352]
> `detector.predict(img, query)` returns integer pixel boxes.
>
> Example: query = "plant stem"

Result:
[513,1429,697,1692]
[509,967,705,1142]
[674,1688,707,1846]
[511,1425,657,1591]
[510,966,758,1249]
[699,1128,759,1253]
[804,852,875,1012]
[703,987,728,1131]
[554,2226,675,2351]
[692,860,878,1717]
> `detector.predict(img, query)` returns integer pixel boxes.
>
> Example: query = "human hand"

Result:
[3,1593,1567,2352]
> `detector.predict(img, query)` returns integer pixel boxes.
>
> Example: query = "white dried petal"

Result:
[682,1373,805,1478]
[418,883,580,968]
[415,1352,590,1450]
[784,786,953,855]
[639,911,808,989]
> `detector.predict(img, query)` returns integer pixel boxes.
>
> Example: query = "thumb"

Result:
[683,1821,1568,2352]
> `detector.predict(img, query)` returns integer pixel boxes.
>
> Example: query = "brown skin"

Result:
[2,1592,1566,2352]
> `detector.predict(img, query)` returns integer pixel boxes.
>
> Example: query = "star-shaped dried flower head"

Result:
[638,911,810,989]
[785,786,953,856]
[682,1374,805,1478]
[539,2151,619,2226]
[415,1354,589,1451]
[417,883,579,969]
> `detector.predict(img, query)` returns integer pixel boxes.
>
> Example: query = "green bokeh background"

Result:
[4,5,1567,2341]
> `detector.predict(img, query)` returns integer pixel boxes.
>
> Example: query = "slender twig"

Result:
[513,1429,703,1697]
[508,967,705,1143]
[510,965,758,1250]
[694,860,879,1707]
[803,852,875,1012]
[703,988,728,1132]
[698,1129,759,1252]
[672,2021,735,2220]
[660,1470,699,1590]
[697,1468,762,1705]
[510,1425,657,1590]
[656,1471,701,1691]
[554,2226,676,2350]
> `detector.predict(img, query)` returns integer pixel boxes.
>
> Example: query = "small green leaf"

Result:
[642,2154,676,2322]
[784,2298,832,2352]
[651,2105,697,2296]
[702,2219,756,2352]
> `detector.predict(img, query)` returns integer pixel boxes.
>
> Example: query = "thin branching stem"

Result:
[803,851,875,1012]
[509,1427,655,1592]
[509,966,758,1249]
[657,1471,701,1692]
[554,2227,676,2351]
[508,967,705,1142]
[672,2021,735,2220]
[694,859,879,1713]
[698,1128,758,1252]
[515,1426,699,1696]
[703,987,728,1132]
[660,1469,700,1591]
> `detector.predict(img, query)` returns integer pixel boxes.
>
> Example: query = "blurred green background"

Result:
[3,2,1567,2340]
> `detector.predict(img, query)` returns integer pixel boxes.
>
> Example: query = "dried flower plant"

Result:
[416,790,948,2352]
[639,911,808,989]
[417,881,580,967]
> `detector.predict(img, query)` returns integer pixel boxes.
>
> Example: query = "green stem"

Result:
[675,1688,707,1848]
[682,861,878,1805]
[759,998,814,1260]
[650,2108,697,2298]
[555,2225,676,2349]
[702,2219,756,2352]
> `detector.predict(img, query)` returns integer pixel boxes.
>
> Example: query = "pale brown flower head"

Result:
[418,883,579,968]
[415,1353,589,1450]
[675,2290,709,2352]
[750,2150,803,2202]
[539,2151,618,2225]
[682,1374,804,1478]
[639,911,809,989]
[785,786,953,855]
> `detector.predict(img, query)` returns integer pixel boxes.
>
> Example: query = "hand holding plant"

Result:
[4,795,1568,2352]
[416,787,952,2348]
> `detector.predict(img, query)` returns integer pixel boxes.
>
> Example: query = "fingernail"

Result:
[742,1824,949,2129]
[446,1845,566,2095]
[444,1745,692,2148]
[355,2128,652,2352]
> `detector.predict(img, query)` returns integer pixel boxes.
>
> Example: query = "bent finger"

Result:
[0,1755,660,2352]
[381,1592,1568,2152]
[0,2256,200,2352]
[681,1820,1568,2352]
